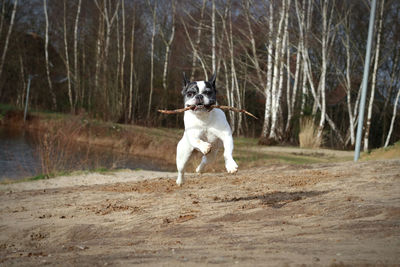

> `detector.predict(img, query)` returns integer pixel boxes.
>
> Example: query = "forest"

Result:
[0,0,399,150]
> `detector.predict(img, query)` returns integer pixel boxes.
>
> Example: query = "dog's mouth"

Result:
[194,104,206,110]
[192,104,214,111]
[185,104,211,110]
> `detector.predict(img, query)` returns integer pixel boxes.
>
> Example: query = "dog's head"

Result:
[181,72,217,111]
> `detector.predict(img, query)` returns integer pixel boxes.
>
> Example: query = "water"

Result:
[0,126,171,181]
[0,127,40,180]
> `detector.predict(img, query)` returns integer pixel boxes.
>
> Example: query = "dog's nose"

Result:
[195,94,204,101]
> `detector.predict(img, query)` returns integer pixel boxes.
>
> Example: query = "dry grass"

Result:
[32,117,97,176]
[299,117,322,148]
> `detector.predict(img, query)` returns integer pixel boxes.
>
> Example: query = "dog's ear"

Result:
[183,72,190,87]
[209,72,216,88]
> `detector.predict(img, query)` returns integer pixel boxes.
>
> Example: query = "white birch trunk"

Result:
[0,0,18,89]
[73,0,81,108]
[128,4,136,123]
[190,0,206,80]
[147,0,157,119]
[120,0,126,115]
[384,88,400,147]
[63,0,73,113]
[18,54,25,108]
[181,16,208,78]
[93,10,104,111]
[43,0,57,110]
[317,0,328,139]
[286,36,302,132]
[269,0,287,140]
[211,0,216,73]
[161,0,176,93]
[261,2,274,138]
[364,0,384,152]
[342,11,355,146]
[0,0,17,96]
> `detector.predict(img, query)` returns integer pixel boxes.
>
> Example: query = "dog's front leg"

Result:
[176,136,193,186]
[186,129,212,155]
[221,133,238,174]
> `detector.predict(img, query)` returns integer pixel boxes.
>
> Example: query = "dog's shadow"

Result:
[222,190,329,208]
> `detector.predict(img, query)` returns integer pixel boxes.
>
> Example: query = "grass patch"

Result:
[361,140,400,161]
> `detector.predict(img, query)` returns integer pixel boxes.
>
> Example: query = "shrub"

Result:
[33,117,92,176]
[299,117,322,148]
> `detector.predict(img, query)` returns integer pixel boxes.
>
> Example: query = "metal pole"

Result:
[354,0,377,162]
[23,75,32,122]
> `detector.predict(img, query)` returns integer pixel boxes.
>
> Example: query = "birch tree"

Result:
[211,0,216,73]
[93,8,105,111]
[0,1,6,38]
[128,4,136,123]
[269,0,288,140]
[120,0,126,116]
[147,0,157,120]
[63,0,73,112]
[73,0,82,108]
[261,1,274,138]
[189,0,206,80]
[384,87,400,147]
[0,0,18,97]
[94,0,120,118]
[181,16,208,79]
[43,0,57,110]
[159,0,176,93]
[364,0,385,152]
[340,6,356,146]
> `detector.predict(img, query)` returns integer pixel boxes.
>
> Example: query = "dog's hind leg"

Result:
[176,137,193,186]
[196,144,220,173]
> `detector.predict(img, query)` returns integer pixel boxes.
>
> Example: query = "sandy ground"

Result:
[0,159,399,266]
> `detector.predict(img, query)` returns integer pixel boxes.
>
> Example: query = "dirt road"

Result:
[1,159,399,266]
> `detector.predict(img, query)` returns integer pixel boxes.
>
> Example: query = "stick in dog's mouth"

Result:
[158,105,258,119]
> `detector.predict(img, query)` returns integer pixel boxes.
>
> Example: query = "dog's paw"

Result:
[196,164,204,174]
[176,175,184,186]
[198,142,212,155]
[226,160,238,174]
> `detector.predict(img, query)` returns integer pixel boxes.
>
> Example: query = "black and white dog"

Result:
[176,72,238,185]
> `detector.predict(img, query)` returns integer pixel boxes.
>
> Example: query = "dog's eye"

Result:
[187,92,194,97]
[205,91,212,95]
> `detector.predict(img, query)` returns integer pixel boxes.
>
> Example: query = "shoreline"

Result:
[0,169,178,192]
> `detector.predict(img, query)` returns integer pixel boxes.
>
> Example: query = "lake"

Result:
[0,126,172,181]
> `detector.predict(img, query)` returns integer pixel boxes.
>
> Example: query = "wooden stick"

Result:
[158,105,258,119]
[211,105,258,119]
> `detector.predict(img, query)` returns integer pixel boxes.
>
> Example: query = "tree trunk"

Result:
[181,16,208,79]
[261,1,274,139]
[73,0,81,109]
[0,0,18,97]
[147,0,157,120]
[211,0,216,73]
[190,0,206,80]
[63,0,73,113]
[317,0,329,139]
[128,4,136,123]
[269,0,287,140]
[286,35,302,133]
[93,3,104,111]
[117,0,126,119]
[43,0,57,110]
[161,0,176,94]
[0,1,6,38]
[384,88,400,147]
[364,0,384,152]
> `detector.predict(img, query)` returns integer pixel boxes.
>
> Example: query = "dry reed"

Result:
[299,117,322,148]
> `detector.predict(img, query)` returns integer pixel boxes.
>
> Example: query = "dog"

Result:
[175,72,238,185]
